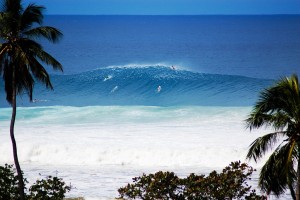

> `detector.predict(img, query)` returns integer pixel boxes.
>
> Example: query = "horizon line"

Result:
[44,14,300,16]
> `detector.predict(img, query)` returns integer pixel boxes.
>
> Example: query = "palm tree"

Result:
[0,0,63,199]
[246,74,300,200]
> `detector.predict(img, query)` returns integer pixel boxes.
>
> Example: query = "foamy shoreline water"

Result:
[0,105,272,199]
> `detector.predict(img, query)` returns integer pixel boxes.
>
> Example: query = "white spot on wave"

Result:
[111,86,118,93]
[103,75,113,81]
[156,85,162,93]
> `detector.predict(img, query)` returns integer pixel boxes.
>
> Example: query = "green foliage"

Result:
[246,74,300,199]
[182,161,263,200]
[117,161,265,200]
[0,0,63,103]
[0,164,22,200]
[28,176,71,200]
[0,164,70,200]
[118,171,184,199]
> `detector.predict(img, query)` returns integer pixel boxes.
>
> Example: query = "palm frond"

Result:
[290,74,299,97]
[26,56,53,90]
[11,40,53,90]
[259,153,287,196]
[0,43,9,59]
[18,38,63,71]
[269,76,299,117]
[246,112,273,130]
[1,0,23,35]
[253,77,299,116]
[259,140,297,196]
[0,56,8,76]
[20,3,44,31]
[2,45,35,102]
[35,49,62,71]
[15,64,34,101]
[18,37,42,49]
[3,60,13,103]
[246,131,286,162]
[2,0,22,14]
[269,111,292,130]
[23,26,63,43]
[0,12,7,35]
[246,91,292,130]
[0,12,18,37]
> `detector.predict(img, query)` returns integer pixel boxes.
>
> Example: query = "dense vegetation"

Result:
[0,164,71,200]
[117,161,265,200]
[246,74,300,200]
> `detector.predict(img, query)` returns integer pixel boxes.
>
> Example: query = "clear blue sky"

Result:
[24,0,300,15]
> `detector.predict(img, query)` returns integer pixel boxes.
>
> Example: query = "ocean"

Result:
[0,15,300,199]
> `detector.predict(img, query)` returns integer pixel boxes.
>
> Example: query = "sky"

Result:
[24,0,300,15]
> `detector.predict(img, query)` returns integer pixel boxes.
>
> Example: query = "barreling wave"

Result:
[0,65,272,107]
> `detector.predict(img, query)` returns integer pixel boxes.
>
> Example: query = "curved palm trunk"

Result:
[289,183,296,200]
[10,67,25,200]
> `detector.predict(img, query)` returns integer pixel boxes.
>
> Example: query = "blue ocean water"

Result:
[1,65,272,107]
[42,15,300,78]
[1,15,299,107]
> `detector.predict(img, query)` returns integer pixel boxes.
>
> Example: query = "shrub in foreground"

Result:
[0,164,70,200]
[0,164,24,199]
[28,175,71,200]
[117,161,266,200]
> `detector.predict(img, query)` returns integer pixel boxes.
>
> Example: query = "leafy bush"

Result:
[118,171,184,199]
[0,164,25,200]
[0,164,70,200]
[28,175,71,200]
[117,161,266,200]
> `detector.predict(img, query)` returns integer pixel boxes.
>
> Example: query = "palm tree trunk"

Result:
[289,183,296,200]
[10,67,25,200]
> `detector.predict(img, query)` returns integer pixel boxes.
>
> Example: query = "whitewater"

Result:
[0,104,267,199]
[1,15,300,199]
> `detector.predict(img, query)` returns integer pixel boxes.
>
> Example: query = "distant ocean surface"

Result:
[0,15,299,199]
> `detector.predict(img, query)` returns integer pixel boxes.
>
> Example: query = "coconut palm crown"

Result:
[0,0,63,102]
[0,0,63,199]
[246,74,300,200]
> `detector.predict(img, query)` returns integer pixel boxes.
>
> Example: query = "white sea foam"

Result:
[0,106,275,199]
[110,85,118,93]
[103,62,188,71]
[103,75,113,81]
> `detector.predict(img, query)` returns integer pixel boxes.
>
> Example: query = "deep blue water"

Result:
[43,15,300,78]
[1,15,300,107]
